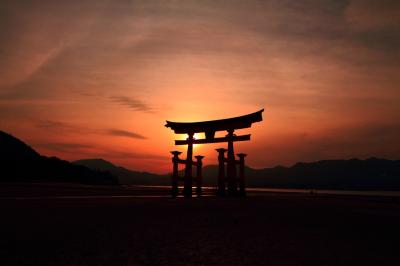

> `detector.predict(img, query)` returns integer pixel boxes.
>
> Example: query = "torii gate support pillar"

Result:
[170,151,181,197]
[237,153,247,197]
[195,155,204,196]
[216,148,227,196]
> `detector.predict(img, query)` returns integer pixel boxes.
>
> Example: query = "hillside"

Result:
[0,131,118,185]
[0,130,40,160]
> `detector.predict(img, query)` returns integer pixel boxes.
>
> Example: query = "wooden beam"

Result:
[175,134,251,145]
[165,109,264,134]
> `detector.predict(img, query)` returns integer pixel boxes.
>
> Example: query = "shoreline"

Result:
[2,182,400,199]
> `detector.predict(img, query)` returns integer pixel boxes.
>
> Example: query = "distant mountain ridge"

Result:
[0,131,118,185]
[76,157,400,190]
[2,130,400,190]
[73,158,169,185]
[74,158,118,171]
[245,158,400,190]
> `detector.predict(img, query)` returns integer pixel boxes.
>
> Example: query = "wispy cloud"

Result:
[110,96,152,112]
[36,120,148,140]
[107,129,147,140]
[36,142,166,161]
[35,120,88,134]
[100,150,168,160]
[345,0,400,31]
[36,142,93,152]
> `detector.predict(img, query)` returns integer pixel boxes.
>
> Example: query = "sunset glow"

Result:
[1,0,399,173]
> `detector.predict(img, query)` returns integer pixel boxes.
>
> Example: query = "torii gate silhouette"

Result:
[165,109,264,198]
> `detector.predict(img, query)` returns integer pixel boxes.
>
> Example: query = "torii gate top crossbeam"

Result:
[165,109,264,134]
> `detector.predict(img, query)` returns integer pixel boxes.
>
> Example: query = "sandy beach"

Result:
[1,184,399,266]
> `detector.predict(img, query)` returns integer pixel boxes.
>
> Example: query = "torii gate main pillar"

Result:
[226,129,238,196]
[183,133,194,198]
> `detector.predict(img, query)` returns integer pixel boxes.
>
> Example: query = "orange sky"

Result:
[1,0,400,173]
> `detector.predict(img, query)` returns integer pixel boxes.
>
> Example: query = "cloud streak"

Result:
[110,96,152,112]
[35,120,89,134]
[107,129,147,140]
[36,142,93,153]
[36,120,148,140]
[36,141,166,161]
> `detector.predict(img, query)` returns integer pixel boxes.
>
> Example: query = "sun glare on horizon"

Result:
[193,133,203,150]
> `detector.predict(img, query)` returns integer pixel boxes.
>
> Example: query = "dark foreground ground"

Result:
[1,184,400,266]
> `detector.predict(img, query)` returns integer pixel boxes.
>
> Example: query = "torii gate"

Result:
[165,109,264,198]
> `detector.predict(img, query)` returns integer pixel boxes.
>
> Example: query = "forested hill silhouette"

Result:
[0,131,118,185]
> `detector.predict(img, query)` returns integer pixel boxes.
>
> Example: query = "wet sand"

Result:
[1,184,399,266]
